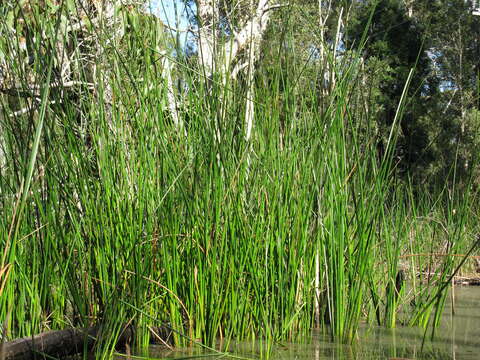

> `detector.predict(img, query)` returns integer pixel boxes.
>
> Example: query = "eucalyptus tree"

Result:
[180,0,283,148]
[393,0,480,187]
[418,0,480,183]
[0,0,145,168]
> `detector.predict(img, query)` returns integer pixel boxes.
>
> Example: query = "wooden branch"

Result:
[0,81,95,98]
[400,253,480,259]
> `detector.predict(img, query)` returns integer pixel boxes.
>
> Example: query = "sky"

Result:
[148,0,192,47]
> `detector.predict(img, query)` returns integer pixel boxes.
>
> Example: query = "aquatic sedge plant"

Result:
[0,1,477,358]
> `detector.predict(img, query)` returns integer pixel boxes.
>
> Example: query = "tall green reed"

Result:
[0,2,477,358]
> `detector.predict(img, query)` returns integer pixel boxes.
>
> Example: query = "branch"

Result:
[0,81,95,98]
[263,3,289,13]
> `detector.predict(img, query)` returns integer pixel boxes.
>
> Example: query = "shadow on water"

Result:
[144,287,480,360]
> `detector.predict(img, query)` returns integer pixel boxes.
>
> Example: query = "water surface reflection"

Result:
[147,286,480,360]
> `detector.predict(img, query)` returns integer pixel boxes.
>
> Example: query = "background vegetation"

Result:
[1,0,479,357]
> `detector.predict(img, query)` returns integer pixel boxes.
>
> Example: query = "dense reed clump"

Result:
[0,1,478,358]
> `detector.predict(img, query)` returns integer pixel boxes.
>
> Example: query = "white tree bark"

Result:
[196,0,276,79]
[197,0,219,78]
[196,0,277,144]
[402,0,413,18]
[161,54,183,132]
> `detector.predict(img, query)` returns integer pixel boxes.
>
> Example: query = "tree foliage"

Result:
[342,0,480,188]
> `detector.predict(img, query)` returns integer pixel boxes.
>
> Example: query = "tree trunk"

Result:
[195,0,277,142]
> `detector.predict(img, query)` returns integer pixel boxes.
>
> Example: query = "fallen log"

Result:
[0,325,172,360]
[1,325,126,360]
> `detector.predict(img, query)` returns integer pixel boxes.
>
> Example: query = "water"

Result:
[146,286,480,360]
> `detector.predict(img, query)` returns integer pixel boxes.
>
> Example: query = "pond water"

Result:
[146,286,480,360]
